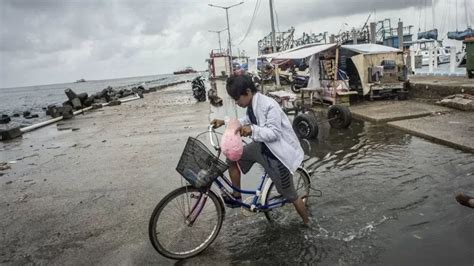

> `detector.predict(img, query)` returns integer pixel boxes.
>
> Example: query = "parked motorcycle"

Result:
[289,66,309,93]
[191,76,206,102]
[278,72,293,86]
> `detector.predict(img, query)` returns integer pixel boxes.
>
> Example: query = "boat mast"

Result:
[432,0,435,29]
[465,0,471,28]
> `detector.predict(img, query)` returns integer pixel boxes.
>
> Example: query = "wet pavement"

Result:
[0,82,473,264]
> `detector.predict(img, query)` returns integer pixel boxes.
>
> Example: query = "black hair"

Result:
[226,75,257,100]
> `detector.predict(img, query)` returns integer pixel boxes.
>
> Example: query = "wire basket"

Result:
[176,137,228,188]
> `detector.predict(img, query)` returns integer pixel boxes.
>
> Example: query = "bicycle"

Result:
[148,125,312,260]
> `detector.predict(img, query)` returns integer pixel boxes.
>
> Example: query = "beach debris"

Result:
[16,154,39,160]
[437,94,474,111]
[0,124,22,140]
[207,87,223,107]
[0,162,11,171]
[108,100,122,106]
[24,114,39,119]
[0,114,11,124]
[18,194,28,202]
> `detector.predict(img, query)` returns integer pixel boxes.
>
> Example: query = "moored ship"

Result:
[173,66,197,75]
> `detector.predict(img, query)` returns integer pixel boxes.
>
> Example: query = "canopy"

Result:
[258,52,281,60]
[341,44,401,54]
[272,43,337,60]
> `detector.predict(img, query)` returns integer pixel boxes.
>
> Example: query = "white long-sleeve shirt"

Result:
[238,92,304,173]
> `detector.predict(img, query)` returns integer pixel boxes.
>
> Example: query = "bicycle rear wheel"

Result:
[148,186,224,259]
[262,167,311,225]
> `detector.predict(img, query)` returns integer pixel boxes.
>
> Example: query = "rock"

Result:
[22,111,31,117]
[83,95,95,107]
[64,88,78,101]
[0,115,11,124]
[92,103,103,109]
[121,90,133,98]
[108,100,121,106]
[12,113,20,117]
[438,94,474,111]
[47,105,60,118]
[77,92,88,103]
[61,105,74,119]
[71,97,83,110]
[0,125,22,140]
[93,98,107,104]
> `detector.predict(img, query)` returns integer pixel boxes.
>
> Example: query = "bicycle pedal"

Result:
[240,197,257,217]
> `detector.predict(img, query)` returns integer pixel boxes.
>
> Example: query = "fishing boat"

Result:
[173,67,197,75]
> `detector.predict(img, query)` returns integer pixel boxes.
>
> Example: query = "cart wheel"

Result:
[293,113,318,139]
[291,83,301,93]
[327,105,352,129]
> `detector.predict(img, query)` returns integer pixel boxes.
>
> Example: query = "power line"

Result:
[238,0,260,45]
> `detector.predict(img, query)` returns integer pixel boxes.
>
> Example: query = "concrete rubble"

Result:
[437,94,474,111]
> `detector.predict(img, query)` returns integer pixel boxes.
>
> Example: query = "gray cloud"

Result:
[1,0,465,88]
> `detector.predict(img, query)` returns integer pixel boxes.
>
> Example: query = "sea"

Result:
[0,73,198,126]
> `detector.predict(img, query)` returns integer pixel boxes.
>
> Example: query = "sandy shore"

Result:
[0,83,210,264]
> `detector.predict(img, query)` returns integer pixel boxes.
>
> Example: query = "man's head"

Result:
[226,75,257,108]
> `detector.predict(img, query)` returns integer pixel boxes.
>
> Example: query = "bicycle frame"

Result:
[213,172,288,212]
[185,125,289,223]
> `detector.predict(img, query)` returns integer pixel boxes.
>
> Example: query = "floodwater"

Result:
[197,80,474,264]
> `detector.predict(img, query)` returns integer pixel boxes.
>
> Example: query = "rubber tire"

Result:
[327,105,352,129]
[291,83,301,93]
[262,167,311,224]
[293,113,318,139]
[148,186,225,260]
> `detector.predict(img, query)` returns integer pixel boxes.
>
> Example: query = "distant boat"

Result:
[75,78,86,83]
[173,67,197,75]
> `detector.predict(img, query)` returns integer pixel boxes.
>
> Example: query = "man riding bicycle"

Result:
[211,75,309,225]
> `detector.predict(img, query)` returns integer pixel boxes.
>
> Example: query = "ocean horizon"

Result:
[0,73,198,126]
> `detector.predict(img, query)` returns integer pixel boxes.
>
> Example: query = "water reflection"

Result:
[204,82,473,264]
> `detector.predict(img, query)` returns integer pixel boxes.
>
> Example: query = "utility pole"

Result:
[269,0,280,87]
[208,28,227,53]
[269,0,277,54]
[209,2,244,75]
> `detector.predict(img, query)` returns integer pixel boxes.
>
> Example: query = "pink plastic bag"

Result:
[221,118,243,161]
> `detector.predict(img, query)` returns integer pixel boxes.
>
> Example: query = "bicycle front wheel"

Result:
[148,186,225,259]
[262,167,311,224]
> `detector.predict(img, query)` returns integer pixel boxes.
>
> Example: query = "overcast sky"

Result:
[0,0,472,88]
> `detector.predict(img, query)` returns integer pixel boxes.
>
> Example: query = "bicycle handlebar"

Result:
[208,125,220,151]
